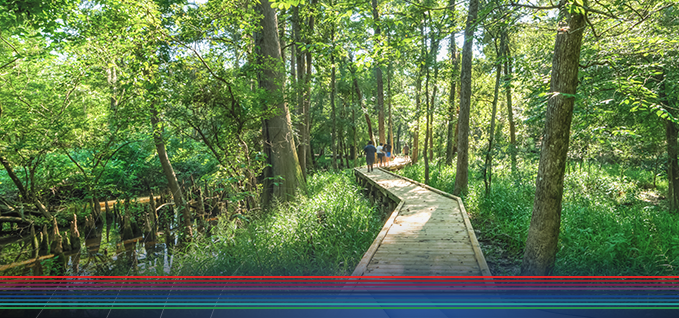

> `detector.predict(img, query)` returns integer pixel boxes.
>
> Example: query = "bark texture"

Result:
[259,0,305,206]
[521,12,586,276]
[453,0,479,196]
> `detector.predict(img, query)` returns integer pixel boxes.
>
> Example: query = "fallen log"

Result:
[0,216,32,223]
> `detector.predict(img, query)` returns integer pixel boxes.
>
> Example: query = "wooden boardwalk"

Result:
[352,166,490,276]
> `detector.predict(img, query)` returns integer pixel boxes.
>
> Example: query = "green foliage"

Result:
[166,170,381,275]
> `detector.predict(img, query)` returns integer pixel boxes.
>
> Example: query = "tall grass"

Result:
[164,170,382,275]
[397,160,679,275]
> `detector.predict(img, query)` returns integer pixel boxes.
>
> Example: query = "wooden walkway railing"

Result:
[352,166,491,276]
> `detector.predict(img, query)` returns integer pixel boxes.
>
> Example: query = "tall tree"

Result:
[659,71,679,210]
[304,0,317,170]
[483,38,502,195]
[453,0,479,196]
[521,7,586,276]
[292,6,307,179]
[372,0,386,145]
[412,61,422,164]
[501,28,517,171]
[330,27,338,170]
[258,0,305,206]
[348,56,376,147]
[445,0,458,166]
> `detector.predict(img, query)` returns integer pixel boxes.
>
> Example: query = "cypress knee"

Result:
[39,225,50,255]
[70,214,81,251]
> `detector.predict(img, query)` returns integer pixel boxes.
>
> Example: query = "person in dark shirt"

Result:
[363,141,377,172]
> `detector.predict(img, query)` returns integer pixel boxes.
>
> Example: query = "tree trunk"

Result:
[429,87,435,162]
[304,0,316,170]
[484,58,501,195]
[445,0,458,166]
[258,0,305,206]
[292,6,307,180]
[388,63,394,150]
[667,121,679,211]
[453,0,479,196]
[349,59,375,146]
[423,18,431,183]
[502,29,517,171]
[0,156,52,219]
[396,123,402,154]
[0,156,28,200]
[429,27,438,163]
[372,0,385,145]
[521,12,586,276]
[658,70,679,211]
[150,107,192,241]
[330,29,338,170]
[352,107,358,167]
[412,63,422,165]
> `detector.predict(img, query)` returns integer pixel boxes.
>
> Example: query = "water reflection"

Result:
[1,218,175,276]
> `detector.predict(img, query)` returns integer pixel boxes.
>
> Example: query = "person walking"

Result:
[376,143,384,167]
[403,144,410,160]
[363,141,377,172]
[384,143,392,165]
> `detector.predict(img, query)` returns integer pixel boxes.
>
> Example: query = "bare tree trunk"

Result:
[502,29,517,171]
[352,106,358,167]
[372,0,385,145]
[412,63,422,165]
[388,63,394,150]
[330,28,338,170]
[349,59,376,146]
[150,107,192,241]
[423,17,431,183]
[484,57,501,195]
[429,87,435,162]
[445,1,458,166]
[396,123,402,154]
[667,121,679,211]
[259,0,305,206]
[453,0,479,196]
[429,22,439,163]
[292,6,307,180]
[304,0,317,170]
[658,70,679,211]
[521,12,585,276]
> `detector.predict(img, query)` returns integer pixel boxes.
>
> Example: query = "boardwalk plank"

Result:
[352,165,491,276]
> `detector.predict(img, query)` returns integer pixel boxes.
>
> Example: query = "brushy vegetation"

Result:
[156,170,382,275]
[397,160,677,276]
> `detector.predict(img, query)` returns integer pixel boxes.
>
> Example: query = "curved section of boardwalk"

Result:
[353,166,490,276]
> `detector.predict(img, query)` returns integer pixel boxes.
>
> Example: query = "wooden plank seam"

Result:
[376,168,492,277]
